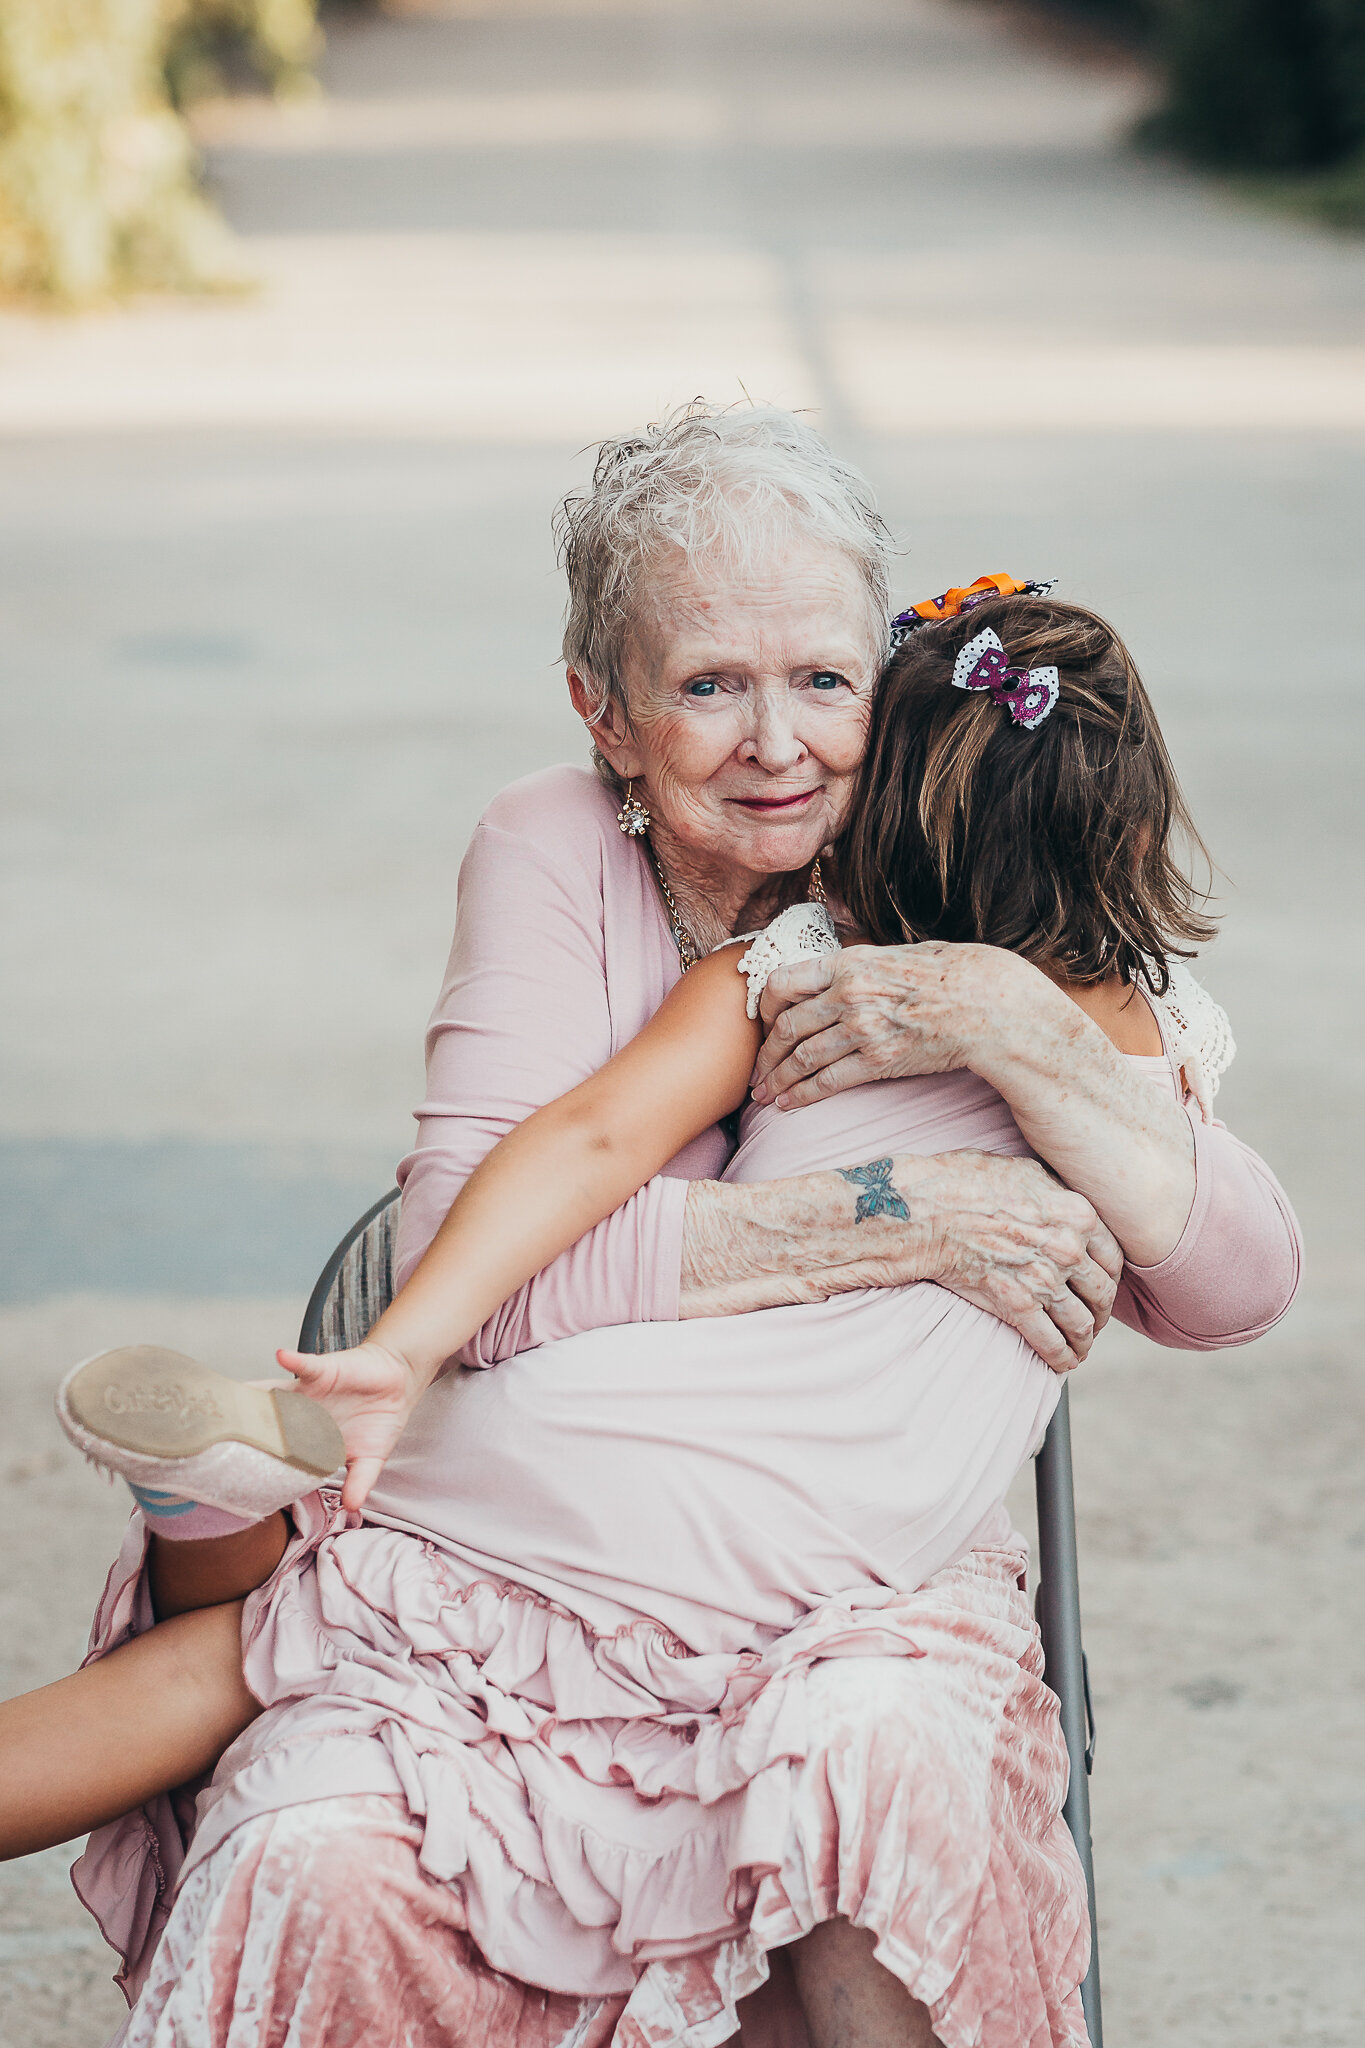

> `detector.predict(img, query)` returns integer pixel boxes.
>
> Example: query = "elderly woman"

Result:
[74,405,1298,2048]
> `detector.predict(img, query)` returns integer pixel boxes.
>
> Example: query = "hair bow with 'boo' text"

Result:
[952,627,1059,730]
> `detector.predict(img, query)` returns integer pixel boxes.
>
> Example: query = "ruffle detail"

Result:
[78,1509,1090,2045]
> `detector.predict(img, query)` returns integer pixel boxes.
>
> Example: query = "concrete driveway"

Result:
[1,1,1361,2041]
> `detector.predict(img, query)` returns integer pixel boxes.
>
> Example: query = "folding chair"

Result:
[1035,1385,1103,2045]
[300,1191,1103,2048]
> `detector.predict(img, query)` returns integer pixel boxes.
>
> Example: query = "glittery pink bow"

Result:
[951,627,1059,730]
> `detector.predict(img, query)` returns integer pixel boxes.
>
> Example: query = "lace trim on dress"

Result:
[1147,960,1236,1122]
[732,902,840,1020]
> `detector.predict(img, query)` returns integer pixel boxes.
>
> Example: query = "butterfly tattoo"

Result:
[837,1157,910,1223]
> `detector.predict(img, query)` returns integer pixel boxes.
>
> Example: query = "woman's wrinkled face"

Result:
[574,536,881,886]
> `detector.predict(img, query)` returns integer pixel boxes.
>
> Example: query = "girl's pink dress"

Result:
[73,768,1301,2048]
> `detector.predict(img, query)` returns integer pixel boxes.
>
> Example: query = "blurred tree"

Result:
[0,0,320,303]
[166,0,320,106]
[1048,0,1155,26]
[1041,0,1365,173]
[1150,0,1365,170]
[999,0,1365,223]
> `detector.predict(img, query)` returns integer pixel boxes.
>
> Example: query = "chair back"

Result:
[298,1188,401,1354]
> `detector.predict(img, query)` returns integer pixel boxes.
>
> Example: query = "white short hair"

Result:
[555,400,893,731]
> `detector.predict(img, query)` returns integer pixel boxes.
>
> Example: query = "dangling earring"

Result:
[809,858,826,905]
[617,781,651,836]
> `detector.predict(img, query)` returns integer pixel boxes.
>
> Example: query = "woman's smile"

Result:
[729,786,821,813]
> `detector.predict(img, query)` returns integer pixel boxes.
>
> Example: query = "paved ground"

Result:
[1,1,1362,2042]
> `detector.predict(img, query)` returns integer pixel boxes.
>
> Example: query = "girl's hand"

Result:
[274,1342,426,1511]
[752,942,1015,1109]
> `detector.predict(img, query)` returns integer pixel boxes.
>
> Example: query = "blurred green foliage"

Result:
[1029,0,1365,225]
[1147,0,1365,173]
[166,0,320,107]
[0,0,320,303]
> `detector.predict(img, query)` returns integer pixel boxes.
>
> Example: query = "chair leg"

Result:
[1035,1385,1104,2047]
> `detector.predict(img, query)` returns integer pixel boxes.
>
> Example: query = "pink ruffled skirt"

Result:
[75,1497,1090,2048]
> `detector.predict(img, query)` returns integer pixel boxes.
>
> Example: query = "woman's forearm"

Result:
[680,1152,1121,1372]
[968,952,1195,1266]
[679,1166,938,1317]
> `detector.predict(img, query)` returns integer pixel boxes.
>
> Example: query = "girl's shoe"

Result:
[56,1346,345,1525]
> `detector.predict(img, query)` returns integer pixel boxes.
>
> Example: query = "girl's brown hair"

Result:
[836,596,1216,994]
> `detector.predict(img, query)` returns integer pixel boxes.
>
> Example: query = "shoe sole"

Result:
[64,1346,343,1477]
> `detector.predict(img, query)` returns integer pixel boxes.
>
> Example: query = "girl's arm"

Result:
[279,945,761,1506]
[398,783,721,1372]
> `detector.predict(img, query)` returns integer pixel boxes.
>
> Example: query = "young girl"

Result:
[3,584,1240,1863]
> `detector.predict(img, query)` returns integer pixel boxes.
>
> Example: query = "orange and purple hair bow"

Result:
[888,572,1060,730]
[888,572,1055,648]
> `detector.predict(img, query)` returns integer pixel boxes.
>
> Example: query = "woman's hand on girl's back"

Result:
[917,1152,1121,1371]
[820,1150,1120,1371]
[274,1343,427,1512]
[683,1150,1121,1371]
[751,942,1009,1108]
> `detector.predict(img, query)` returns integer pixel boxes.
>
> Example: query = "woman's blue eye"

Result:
[686,679,719,697]
[811,672,845,691]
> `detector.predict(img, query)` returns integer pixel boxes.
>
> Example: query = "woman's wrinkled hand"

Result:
[916,1152,1122,1371]
[752,942,1014,1109]
[683,1149,1123,1372]
[274,1341,426,1512]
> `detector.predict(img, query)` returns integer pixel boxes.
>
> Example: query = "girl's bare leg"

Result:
[0,1600,261,1860]
[789,1919,941,2048]
[149,1510,288,1619]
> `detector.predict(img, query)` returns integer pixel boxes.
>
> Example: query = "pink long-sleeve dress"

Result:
[74,767,1301,2048]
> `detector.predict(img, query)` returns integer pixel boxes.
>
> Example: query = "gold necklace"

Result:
[645,846,826,971]
[645,840,699,971]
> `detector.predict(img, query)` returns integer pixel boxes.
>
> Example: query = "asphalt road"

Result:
[1,2,1362,2042]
